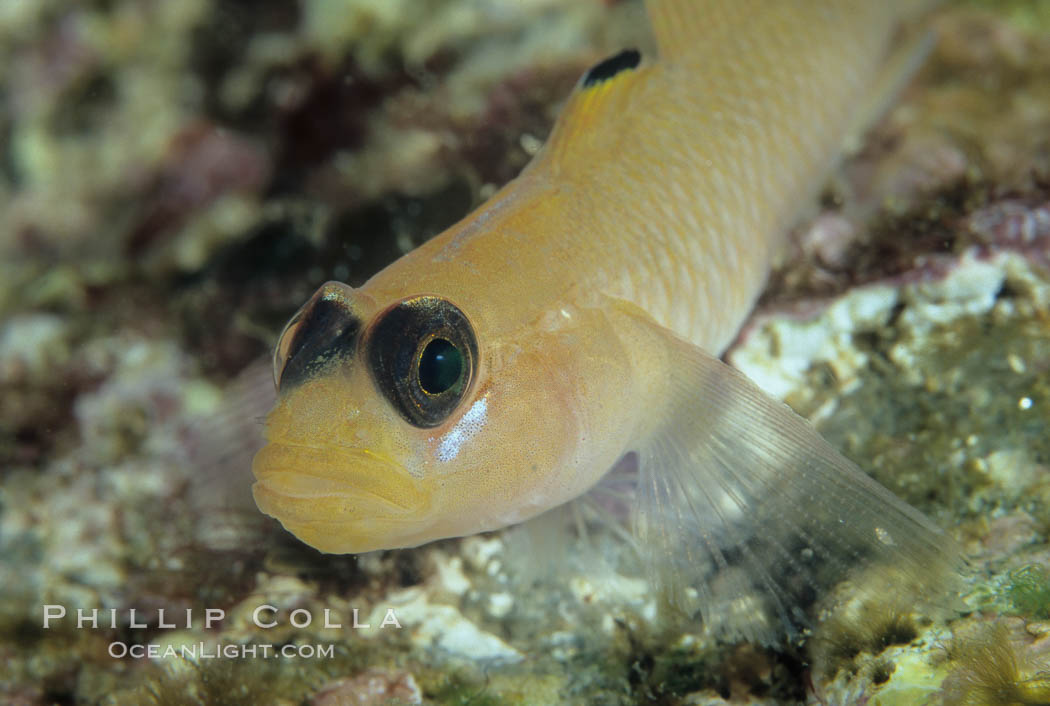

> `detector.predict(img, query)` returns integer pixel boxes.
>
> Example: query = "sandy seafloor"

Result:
[2,1,1050,704]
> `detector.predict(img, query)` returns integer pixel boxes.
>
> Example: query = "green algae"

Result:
[810,291,1050,523]
[425,672,505,706]
[1005,565,1050,620]
[961,0,1050,34]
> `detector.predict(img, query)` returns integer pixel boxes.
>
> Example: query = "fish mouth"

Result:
[251,443,431,553]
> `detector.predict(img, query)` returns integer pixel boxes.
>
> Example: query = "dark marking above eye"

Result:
[581,48,641,87]
[275,284,361,393]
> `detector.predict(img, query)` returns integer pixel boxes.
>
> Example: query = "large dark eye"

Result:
[367,296,477,428]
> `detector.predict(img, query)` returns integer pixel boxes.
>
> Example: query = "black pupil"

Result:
[418,338,462,394]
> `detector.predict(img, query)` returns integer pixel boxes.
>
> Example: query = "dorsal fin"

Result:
[581,48,642,88]
[539,49,649,168]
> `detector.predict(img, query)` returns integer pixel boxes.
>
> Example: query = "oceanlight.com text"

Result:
[108,641,336,660]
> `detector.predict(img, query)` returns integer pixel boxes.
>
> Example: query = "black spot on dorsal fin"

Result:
[581,48,641,88]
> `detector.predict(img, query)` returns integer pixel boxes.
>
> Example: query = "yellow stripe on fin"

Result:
[540,51,651,170]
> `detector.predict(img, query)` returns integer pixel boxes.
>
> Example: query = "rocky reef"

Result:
[1,1,1048,704]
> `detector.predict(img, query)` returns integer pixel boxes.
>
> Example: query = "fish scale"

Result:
[370,3,895,353]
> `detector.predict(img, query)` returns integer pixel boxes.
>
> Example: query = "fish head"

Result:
[252,281,607,553]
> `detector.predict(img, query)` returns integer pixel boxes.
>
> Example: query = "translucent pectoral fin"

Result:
[626,312,963,644]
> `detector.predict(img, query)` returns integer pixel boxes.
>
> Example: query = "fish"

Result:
[251,0,962,642]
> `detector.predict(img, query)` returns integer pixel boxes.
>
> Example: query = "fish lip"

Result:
[251,442,429,521]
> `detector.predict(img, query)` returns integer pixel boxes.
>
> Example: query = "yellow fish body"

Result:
[253,0,958,641]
